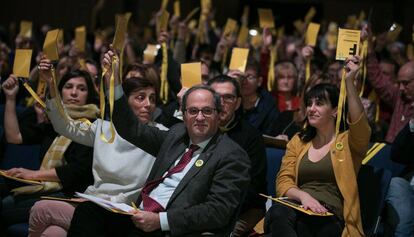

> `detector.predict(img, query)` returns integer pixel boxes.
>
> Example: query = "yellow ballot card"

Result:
[306,23,320,47]
[143,44,159,64]
[161,0,169,10]
[229,48,249,73]
[293,19,304,33]
[75,26,86,52]
[181,62,201,87]
[13,49,32,78]
[0,170,41,185]
[304,7,316,23]
[157,10,170,33]
[335,28,360,61]
[258,8,275,29]
[36,78,47,98]
[43,29,60,61]
[19,21,32,38]
[113,14,130,52]
[237,25,249,46]
[223,18,237,37]
[174,0,180,17]
[58,29,64,45]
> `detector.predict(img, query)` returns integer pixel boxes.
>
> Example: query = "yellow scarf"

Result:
[12,104,99,195]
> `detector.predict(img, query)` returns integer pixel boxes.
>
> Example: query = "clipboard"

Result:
[0,170,42,185]
[260,194,334,216]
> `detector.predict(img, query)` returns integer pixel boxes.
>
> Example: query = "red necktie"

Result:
[141,144,200,212]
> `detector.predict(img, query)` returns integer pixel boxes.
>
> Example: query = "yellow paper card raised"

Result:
[43,29,60,61]
[113,15,130,52]
[258,9,275,29]
[223,18,237,37]
[181,62,201,88]
[75,26,86,52]
[19,21,32,38]
[304,7,316,23]
[174,1,180,17]
[143,44,159,64]
[306,23,320,47]
[293,19,304,33]
[161,0,169,10]
[13,49,33,78]
[157,10,170,33]
[335,28,360,61]
[237,25,249,46]
[229,48,249,73]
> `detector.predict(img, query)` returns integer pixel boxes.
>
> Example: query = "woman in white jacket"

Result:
[28,56,168,237]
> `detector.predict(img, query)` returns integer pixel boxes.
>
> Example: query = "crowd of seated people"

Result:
[0,2,413,237]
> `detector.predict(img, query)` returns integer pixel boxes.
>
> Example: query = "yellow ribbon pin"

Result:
[195,160,204,167]
[335,142,344,151]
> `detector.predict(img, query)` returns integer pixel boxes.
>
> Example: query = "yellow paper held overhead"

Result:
[161,0,169,10]
[304,7,316,24]
[143,44,159,64]
[43,29,60,61]
[229,48,249,73]
[184,7,200,23]
[13,49,33,78]
[258,8,275,29]
[75,26,86,52]
[237,26,249,46]
[19,21,32,38]
[223,18,237,37]
[113,14,130,52]
[157,10,170,34]
[293,19,304,33]
[335,28,360,61]
[174,0,180,17]
[181,62,201,88]
[306,23,320,47]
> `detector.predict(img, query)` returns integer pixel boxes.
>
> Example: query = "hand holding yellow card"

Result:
[181,62,201,88]
[43,29,60,61]
[229,48,249,73]
[306,23,320,47]
[75,26,86,52]
[258,9,275,29]
[335,28,360,61]
[13,49,33,78]
[157,10,170,34]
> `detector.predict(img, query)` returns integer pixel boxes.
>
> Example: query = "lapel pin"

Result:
[335,142,344,151]
[195,159,204,167]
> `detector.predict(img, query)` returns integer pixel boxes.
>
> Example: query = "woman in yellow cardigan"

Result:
[264,56,371,237]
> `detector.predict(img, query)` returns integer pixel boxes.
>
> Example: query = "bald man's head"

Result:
[397,61,414,102]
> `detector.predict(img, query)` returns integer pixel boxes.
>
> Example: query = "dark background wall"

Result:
[0,0,412,42]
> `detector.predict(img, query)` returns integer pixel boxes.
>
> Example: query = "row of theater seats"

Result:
[0,104,407,237]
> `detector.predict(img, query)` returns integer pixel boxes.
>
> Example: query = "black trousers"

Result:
[264,202,344,237]
[67,202,163,237]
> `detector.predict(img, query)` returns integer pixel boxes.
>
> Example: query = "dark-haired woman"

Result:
[1,60,97,227]
[264,56,371,237]
[28,56,167,237]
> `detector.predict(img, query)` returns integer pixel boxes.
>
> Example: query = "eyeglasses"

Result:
[397,79,414,87]
[220,94,237,103]
[185,107,216,117]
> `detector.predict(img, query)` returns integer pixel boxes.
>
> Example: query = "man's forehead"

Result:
[187,89,214,103]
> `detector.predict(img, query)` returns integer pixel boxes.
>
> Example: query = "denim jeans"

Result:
[385,177,414,237]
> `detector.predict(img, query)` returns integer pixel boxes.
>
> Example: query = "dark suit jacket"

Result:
[391,123,414,180]
[113,95,251,237]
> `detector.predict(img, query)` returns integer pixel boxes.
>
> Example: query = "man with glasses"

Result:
[208,75,267,236]
[67,51,251,237]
